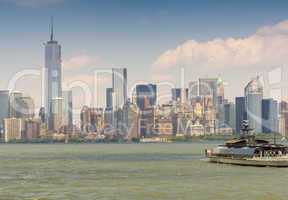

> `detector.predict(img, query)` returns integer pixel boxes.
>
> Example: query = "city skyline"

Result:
[2,0,288,111]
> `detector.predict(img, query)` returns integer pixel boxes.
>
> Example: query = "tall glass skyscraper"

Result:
[44,19,62,130]
[0,90,9,133]
[106,88,113,109]
[62,90,73,128]
[262,98,278,133]
[136,84,157,110]
[235,96,247,134]
[112,68,127,109]
[244,77,263,133]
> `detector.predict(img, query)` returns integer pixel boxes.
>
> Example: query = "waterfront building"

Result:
[18,96,35,119]
[44,19,62,130]
[154,119,173,136]
[136,84,157,110]
[9,91,22,118]
[3,118,23,142]
[24,119,41,140]
[190,121,205,136]
[62,90,73,129]
[80,106,104,134]
[0,90,9,134]
[244,77,263,133]
[235,97,247,134]
[262,98,278,133]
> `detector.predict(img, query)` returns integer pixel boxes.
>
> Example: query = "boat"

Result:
[205,120,288,167]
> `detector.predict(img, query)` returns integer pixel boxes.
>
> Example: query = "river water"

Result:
[0,142,287,200]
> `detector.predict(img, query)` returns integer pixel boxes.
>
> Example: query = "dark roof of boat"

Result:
[225,138,270,147]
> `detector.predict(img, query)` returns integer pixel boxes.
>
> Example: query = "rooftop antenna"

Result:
[50,16,54,41]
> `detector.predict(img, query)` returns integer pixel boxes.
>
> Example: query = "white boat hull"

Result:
[208,156,288,167]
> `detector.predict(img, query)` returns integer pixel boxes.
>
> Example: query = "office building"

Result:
[112,68,127,109]
[262,98,278,133]
[0,90,9,133]
[18,96,35,119]
[24,119,41,140]
[171,88,188,104]
[199,78,218,107]
[51,97,63,132]
[136,84,157,110]
[4,118,23,142]
[106,88,113,109]
[235,97,247,134]
[44,19,62,130]
[9,91,22,118]
[224,102,235,131]
[244,77,263,133]
[62,90,73,128]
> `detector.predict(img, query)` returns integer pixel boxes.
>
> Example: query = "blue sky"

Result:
[1,0,288,112]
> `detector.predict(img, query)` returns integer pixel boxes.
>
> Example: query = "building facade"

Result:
[244,77,263,133]
[0,90,9,134]
[262,98,278,133]
[44,20,62,130]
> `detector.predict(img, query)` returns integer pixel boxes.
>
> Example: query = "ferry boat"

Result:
[205,120,288,167]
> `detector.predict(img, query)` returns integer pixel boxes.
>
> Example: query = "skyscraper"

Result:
[9,91,22,118]
[112,68,127,109]
[199,78,218,107]
[224,102,235,130]
[62,90,73,128]
[18,96,35,119]
[0,90,9,133]
[171,88,188,103]
[262,98,278,133]
[235,97,247,134]
[106,88,113,109]
[51,97,63,132]
[136,84,157,110]
[44,18,62,130]
[244,77,263,133]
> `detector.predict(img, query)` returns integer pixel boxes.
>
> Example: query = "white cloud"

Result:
[63,55,97,70]
[1,0,65,7]
[152,20,288,74]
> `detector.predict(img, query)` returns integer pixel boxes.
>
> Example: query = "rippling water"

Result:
[0,142,287,200]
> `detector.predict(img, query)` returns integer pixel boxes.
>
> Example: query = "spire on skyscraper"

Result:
[50,16,54,41]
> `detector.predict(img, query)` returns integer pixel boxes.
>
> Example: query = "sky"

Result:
[2,0,288,115]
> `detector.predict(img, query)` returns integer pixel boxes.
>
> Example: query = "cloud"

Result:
[63,55,97,70]
[152,20,288,74]
[1,0,65,7]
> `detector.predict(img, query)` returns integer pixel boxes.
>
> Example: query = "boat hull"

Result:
[208,156,288,167]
